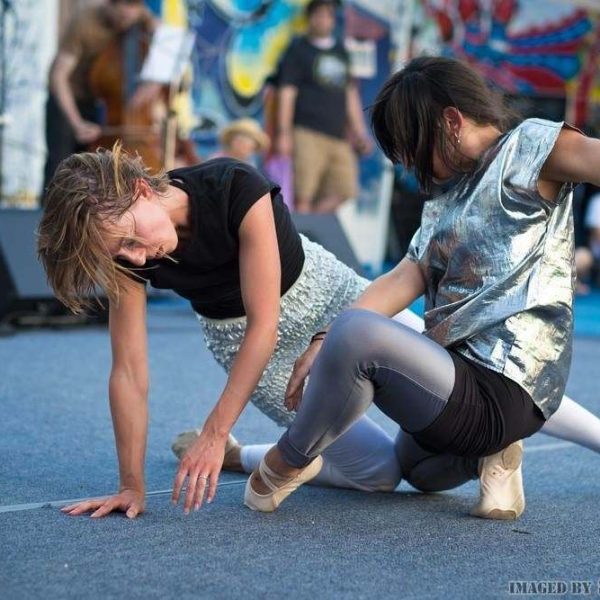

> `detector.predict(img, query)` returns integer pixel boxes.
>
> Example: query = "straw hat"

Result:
[219,118,271,153]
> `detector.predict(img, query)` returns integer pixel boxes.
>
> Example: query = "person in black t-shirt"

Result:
[37,143,600,520]
[38,142,427,518]
[275,0,372,213]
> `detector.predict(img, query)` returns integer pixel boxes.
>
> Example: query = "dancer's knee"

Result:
[398,445,478,493]
[326,309,395,362]
[397,447,438,492]
[401,460,445,493]
[395,431,448,493]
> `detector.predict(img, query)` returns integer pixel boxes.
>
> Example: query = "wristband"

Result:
[310,330,328,344]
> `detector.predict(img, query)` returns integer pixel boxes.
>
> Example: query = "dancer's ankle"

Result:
[251,446,305,495]
[264,446,303,478]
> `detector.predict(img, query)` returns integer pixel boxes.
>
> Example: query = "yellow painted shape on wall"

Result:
[161,0,187,27]
[227,24,294,97]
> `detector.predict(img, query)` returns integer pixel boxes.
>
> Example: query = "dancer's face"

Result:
[105,186,179,266]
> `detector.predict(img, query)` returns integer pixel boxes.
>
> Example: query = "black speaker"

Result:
[291,213,365,276]
[0,209,55,319]
[0,209,107,328]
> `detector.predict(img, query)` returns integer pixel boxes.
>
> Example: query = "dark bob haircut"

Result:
[370,56,517,192]
[305,0,339,17]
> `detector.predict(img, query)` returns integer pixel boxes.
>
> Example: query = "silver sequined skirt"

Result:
[196,235,369,426]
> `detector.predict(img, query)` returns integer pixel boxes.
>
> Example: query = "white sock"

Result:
[540,395,600,453]
[240,444,271,474]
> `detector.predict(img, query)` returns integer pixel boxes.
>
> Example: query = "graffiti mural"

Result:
[569,13,600,133]
[421,0,593,96]
[185,0,301,143]
[416,0,600,135]
[184,0,399,209]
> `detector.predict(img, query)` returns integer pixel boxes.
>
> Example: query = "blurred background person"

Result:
[42,0,160,197]
[274,0,371,214]
[585,185,600,284]
[215,118,270,165]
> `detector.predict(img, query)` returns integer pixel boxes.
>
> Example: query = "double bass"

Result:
[89,25,168,171]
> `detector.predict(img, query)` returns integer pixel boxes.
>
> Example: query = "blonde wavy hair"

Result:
[37,143,170,313]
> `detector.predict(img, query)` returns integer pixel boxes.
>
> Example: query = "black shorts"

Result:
[413,352,546,458]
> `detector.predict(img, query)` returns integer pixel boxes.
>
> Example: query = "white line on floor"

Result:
[0,442,582,514]
[0,479,247,514]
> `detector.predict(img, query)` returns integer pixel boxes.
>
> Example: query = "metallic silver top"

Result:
[408,118,575,419]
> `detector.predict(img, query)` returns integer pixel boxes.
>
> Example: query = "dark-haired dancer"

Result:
[244,56,600,519]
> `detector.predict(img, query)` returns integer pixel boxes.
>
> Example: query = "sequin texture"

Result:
[197,235,369,426]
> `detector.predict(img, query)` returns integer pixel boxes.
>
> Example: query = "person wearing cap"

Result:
[217,119,271,164]
[275,0,372,213]
[42,0,160,199]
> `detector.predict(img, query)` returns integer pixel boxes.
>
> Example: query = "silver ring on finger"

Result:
[198,475,209,481]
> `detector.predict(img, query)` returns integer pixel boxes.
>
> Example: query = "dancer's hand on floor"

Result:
[60,488,145,519]
[171,431,226,513]
[285,339,324,411]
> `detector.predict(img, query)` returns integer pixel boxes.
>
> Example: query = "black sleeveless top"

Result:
[126,159,304,318]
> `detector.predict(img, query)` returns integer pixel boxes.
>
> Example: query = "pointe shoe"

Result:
[244,455,323,513]
[171,429,241,467]
[471,440,525,520]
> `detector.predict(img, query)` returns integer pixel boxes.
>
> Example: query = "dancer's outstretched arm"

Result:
[172,195,282,511]
[61,279,149,519]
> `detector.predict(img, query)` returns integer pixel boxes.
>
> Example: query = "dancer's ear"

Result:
[133,179,153,203]
[442,107,464,142]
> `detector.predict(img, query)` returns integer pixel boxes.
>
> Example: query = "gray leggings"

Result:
[278,309,478,491]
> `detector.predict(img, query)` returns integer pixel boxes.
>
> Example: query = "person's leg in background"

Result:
[313,136,357,214]
[292,126,328,213]
[542,395,600,452]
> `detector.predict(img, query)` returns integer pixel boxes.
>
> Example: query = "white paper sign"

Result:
[140,24,195,84]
